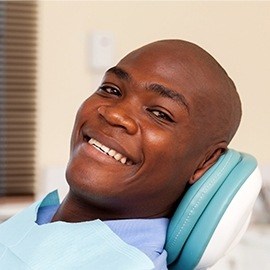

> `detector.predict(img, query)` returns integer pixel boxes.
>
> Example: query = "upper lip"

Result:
[81,129,140,165]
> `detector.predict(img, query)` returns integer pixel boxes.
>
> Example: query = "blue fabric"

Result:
[105,219,169,270]
[36,192,169,270]
[0,191,154,270]
[36,205,59,224]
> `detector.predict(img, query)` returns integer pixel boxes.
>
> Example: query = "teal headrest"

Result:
[165,149,261,270]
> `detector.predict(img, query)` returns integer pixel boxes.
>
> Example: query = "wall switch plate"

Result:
[89,31,115,71]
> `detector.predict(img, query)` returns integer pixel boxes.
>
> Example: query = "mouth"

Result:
[84,136,134,166]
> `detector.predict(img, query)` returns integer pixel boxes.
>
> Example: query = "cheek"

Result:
[143,126,172,148]
[70,98,98,148]
[142,129,182,181]
[142,127,199,186]
[143,127,181,163]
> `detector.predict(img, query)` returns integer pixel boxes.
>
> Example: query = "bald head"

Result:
[64,39,243,220]
[119,39,242,146]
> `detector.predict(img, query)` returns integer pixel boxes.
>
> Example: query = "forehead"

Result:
[121,43,215,89]
[116,46,207,106]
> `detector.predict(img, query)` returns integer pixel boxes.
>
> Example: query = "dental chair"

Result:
[165,149,262,270]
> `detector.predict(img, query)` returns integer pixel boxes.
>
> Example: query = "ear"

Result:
[189,144,227,184]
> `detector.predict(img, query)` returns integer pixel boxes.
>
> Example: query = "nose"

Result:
[97,105,139,135]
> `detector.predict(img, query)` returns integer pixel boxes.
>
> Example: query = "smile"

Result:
[88,138,134,165]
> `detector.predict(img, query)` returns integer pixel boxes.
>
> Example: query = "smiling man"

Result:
[0,40,242,269]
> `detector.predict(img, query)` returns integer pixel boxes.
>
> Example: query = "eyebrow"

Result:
[106,66,189,112]
[106,66,131,81]
[147,83,189,112]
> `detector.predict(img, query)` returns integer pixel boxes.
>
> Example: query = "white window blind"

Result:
[0,1,37,196]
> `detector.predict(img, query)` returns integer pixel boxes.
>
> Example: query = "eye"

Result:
[97,85,122,97]
[147,108,174,123]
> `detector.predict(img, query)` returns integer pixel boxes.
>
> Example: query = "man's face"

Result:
[66,46,211,218]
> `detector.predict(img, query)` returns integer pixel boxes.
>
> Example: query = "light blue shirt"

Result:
[37,192,169,269]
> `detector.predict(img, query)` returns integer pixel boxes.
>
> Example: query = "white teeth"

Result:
[95,140,102,148]
[108,149,116,157]
[101,145,110,153]
[88,138,132,165]
[114,153,123,161]
[120,157,127,164]
[89,138,95,145]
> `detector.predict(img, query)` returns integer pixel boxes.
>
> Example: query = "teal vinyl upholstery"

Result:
[165,149,261,270]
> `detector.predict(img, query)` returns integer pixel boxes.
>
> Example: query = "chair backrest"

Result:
[165,149,262,270]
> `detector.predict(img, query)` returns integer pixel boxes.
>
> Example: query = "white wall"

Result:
[37,1,270,193]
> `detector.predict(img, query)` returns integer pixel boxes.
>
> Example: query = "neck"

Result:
[51,191,117,222]
[51,190,172,223]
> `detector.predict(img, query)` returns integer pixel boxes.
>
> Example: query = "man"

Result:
[0,40,241,269]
